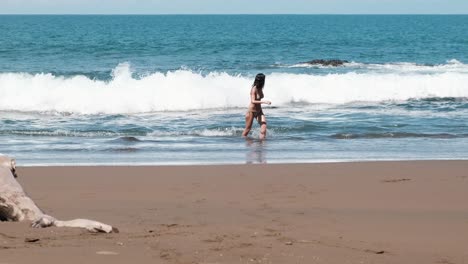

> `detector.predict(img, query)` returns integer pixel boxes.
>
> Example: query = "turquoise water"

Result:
[0,15,467,165]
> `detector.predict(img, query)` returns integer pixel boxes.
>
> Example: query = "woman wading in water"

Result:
[242,73,271,140]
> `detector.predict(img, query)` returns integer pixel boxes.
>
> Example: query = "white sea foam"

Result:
[1,63,468,114]
[148,127,243,137]
[349,59,468,73]
[288,59,468,73]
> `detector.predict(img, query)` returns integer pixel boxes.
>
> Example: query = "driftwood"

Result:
[0,154,118,233]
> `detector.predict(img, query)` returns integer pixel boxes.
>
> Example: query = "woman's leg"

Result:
[242,112,254,137]
[258,114,267,140]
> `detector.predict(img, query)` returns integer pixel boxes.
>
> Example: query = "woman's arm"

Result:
[250,87,271,105]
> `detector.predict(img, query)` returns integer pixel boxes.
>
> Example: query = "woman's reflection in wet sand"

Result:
[245,138,267,164]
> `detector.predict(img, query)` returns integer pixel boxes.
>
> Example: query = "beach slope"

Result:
[1,161,467,263]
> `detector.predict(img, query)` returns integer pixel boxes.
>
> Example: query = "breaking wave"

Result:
[1,63,468,114]
[286,59,468,73]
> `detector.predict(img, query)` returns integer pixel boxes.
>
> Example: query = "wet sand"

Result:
[1,161,468,264]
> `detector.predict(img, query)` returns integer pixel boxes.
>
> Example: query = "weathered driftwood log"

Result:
[0,154,118,233]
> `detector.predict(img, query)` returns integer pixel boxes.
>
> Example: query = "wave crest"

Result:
[1,63,468,114]
[285,59,468,73]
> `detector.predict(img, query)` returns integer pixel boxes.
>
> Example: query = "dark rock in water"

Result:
[111,136,141,143]
[305,59,349,67]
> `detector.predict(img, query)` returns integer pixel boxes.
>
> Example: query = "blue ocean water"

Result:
[0,15,467,165]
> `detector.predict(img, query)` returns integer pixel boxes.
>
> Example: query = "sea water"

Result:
[0,15,467,165]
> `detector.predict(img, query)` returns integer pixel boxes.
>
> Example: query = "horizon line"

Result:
[1,13,468,16]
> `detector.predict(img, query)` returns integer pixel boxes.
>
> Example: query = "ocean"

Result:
[1,15,467,165]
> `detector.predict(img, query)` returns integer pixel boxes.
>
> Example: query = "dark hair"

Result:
[253,73,265,89]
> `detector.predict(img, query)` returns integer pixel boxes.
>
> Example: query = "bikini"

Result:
[249,90,264,119]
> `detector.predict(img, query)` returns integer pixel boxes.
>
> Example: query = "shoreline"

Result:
[15,158,468,167]
[2,160,468,263]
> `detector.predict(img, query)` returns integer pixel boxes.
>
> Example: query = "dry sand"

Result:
[1,161,468,264]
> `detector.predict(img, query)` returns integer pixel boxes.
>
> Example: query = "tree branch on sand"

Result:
[0,154,118,233]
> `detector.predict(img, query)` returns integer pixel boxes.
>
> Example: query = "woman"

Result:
[242,73,271,140]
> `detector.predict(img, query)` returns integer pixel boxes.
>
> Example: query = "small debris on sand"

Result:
[24,238,40,243]
[382,178,411,183]
[365,249,385,255]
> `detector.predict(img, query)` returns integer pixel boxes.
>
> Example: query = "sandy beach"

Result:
[1,161,467,263]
